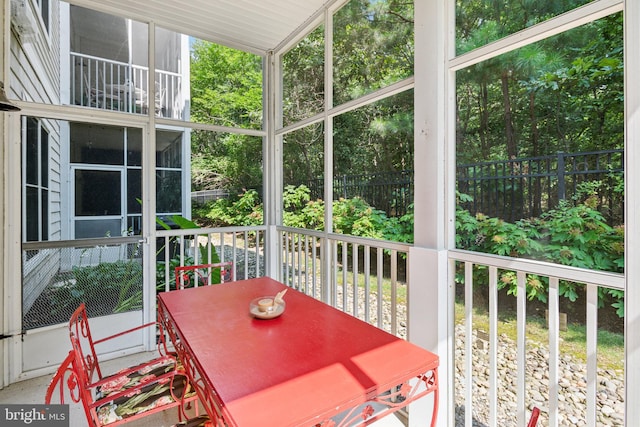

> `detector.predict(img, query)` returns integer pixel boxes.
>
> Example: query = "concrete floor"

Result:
[0,352,405,427]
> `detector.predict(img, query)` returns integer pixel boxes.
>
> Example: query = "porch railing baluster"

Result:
[450,249,624,427]
[549,277,560,427]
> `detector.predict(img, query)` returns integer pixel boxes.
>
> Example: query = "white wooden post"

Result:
[263,51,282,279]
[625,0,640,425]
[0,0,6,390]
[411,0,451,425]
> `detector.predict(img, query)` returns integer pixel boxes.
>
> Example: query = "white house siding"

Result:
[22,249,60,315]
[10,0,60,105]
[9,0,62,317]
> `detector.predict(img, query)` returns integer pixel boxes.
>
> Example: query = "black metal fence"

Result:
[457,149,624,224]
[290,149,624,224]
[293,170,414,217]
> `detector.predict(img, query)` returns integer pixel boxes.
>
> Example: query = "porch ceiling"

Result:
[68,0,334,55]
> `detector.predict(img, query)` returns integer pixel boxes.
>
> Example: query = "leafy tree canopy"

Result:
[190,41,264,191]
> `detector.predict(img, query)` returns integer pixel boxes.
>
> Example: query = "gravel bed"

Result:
[453,325,624,426]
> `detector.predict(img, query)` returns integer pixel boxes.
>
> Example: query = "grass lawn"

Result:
[455,302,624,372]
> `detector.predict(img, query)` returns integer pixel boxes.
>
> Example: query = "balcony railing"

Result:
[278,226,409,337]
[449,249,625,427]
[156,226,267,289]
[70,52,184,119]
[155,226,409,336]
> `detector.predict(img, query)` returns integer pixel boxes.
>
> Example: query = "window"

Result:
[24,117,49,242]
[34,0,49,32]
[70,123,145,238]
[156,129,184,215]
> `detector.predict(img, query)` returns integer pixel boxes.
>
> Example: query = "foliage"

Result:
[383,203,414,244]
[455,183,625,316]
[156,213,200,231]
[456,13,623,164]
[190,41,263,128]
[52,260,143,315]
[188,3,625,317]
[155,213,223,290]
[194,189,264,227]
[195,185,413,241]
[189,41,263,192]
[332,0,414,104]
[194,180,624,316]
[332,197,388,239]
[279,1,415,192]
[282,25,325,126]
[190,131,263,193]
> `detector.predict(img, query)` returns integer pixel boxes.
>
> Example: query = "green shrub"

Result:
[194,190,263,227]
[332,197,388,239]
[193,184,625,317]
[52,260,143,316]
[455,184,625,316]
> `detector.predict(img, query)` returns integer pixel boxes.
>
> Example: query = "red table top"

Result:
[158,277,438,426]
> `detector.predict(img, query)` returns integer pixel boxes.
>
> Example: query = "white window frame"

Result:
[22,116,50,243]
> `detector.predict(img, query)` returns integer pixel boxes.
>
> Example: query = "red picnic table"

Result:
[157,277,439,427]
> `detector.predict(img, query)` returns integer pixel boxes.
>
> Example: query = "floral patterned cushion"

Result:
[93,357,195,425]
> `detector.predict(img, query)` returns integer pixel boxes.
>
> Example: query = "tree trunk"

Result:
[529,90,542,216]
[480,82,489,157]
[501,70,516,159]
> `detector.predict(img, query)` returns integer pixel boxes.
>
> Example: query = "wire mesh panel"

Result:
[22,237,144,330]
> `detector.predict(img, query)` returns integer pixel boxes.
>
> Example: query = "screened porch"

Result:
[2,0,639,427]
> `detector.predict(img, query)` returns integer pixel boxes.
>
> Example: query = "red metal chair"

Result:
[50,303,203,426]
[174,261,234,290]
[67,302,172,386]
[45,350,210,426]
[528,407,540,427]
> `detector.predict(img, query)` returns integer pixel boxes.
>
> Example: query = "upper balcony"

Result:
[70,52,185,119]
[67,4,187,119]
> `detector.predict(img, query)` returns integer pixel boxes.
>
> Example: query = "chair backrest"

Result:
[527,407,540,427]
[174,261,234,290]
[45,351,78,405]
[47,343,192,427]
[45,350,94,425]
[68,303,103,383]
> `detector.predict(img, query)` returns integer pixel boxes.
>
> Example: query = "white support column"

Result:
[0,0,7,390]
[142,21,157,347]
[625,0,640,424]
[263,51,282,279]
[322,7,334,304]
[181,33,192,219]
[1,0,23,388]
[411,0,451,426]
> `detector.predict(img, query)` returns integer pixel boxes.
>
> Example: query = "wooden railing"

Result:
[448,249,624,427]
[155,226,267,291]
[278,226,410,337]
[155,226,410,337]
